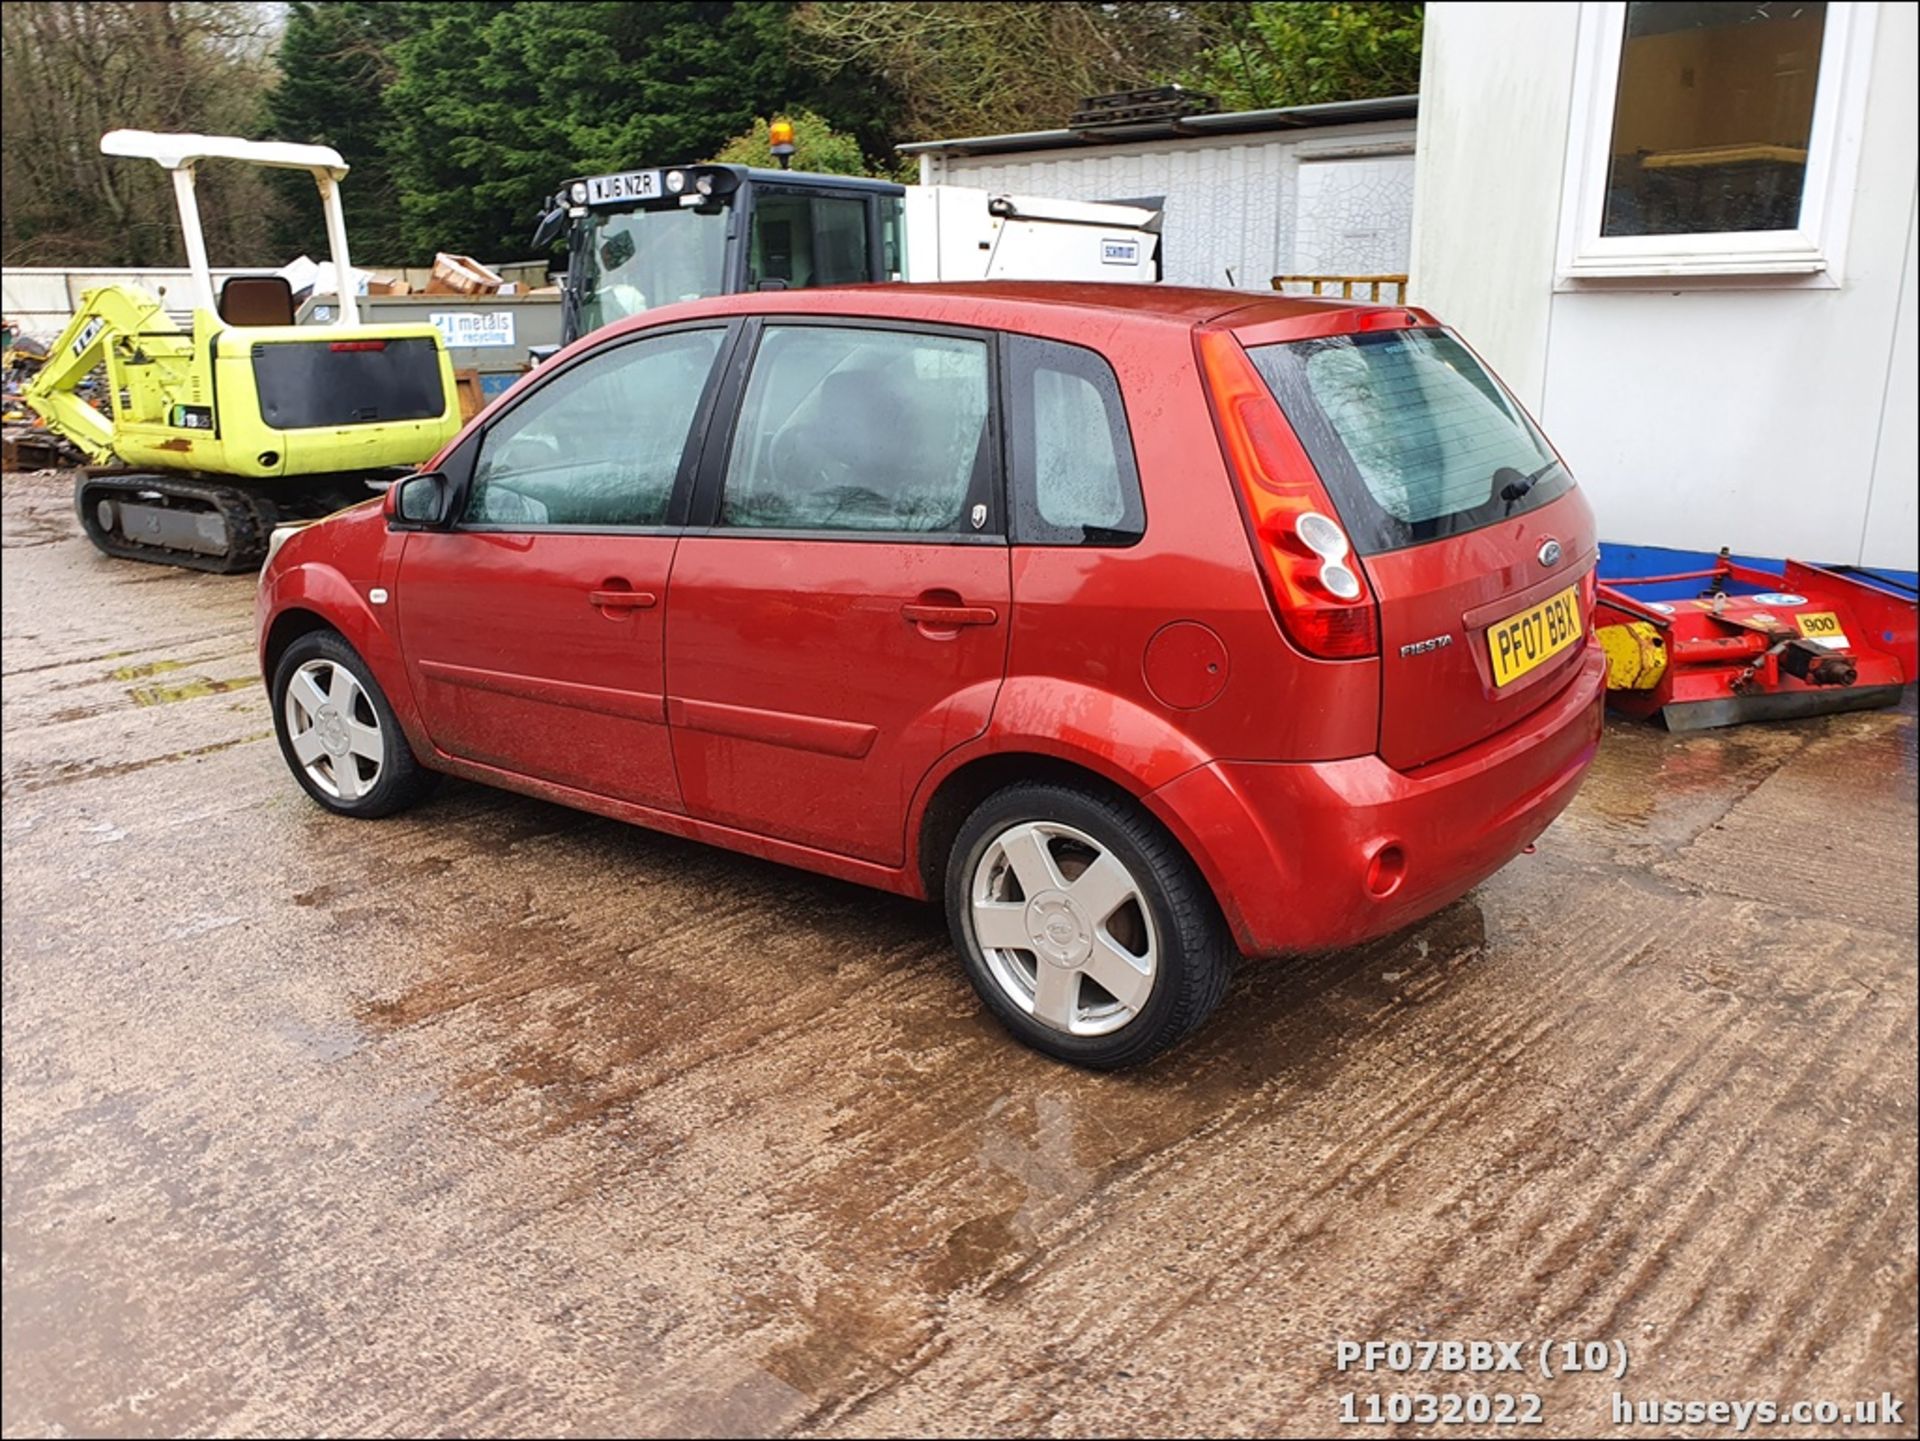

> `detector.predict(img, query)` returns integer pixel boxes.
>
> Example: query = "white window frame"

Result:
[1557,0,1878,285]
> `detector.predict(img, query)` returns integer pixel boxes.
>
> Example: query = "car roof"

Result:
[595,282,1416,343]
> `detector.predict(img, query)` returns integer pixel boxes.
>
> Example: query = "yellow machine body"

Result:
[21,129,465,571]
[25,284,461,479]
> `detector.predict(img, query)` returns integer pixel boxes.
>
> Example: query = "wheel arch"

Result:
[262,606,336,682]
[258,561,430,756]
[913,752,1151,901]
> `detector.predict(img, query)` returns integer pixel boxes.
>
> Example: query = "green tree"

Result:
[1186,2,1423,111]
[382,1,882,261]
[794,2,1242,142]
[263,1,415,265]
[711,110,887,177]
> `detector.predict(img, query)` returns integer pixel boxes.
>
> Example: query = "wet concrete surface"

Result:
[3,467,1915,1437]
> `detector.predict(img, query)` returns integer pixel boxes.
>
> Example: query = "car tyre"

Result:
[947,782,1234,1068]
[271,629,436,819]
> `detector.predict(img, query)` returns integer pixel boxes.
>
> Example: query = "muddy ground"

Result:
[3,467,1915,1438]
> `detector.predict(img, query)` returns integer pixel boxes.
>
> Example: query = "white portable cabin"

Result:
[1406,2,1916,575]
[899,96,1420,293]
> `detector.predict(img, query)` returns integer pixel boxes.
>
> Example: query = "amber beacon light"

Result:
[768,118,795,169]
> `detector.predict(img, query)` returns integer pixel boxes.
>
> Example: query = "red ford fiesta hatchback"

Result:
[257,283,1603,1068]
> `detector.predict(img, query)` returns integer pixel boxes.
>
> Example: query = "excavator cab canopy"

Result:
[100,129,364,326]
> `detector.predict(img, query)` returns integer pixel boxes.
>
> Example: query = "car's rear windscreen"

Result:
[1247,328,1572,555]
[251,337,447,430]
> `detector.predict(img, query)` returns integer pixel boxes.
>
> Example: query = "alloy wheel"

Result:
[283,657,384,802]
[969,819,1159,1036]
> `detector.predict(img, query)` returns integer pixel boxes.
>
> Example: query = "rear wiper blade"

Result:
[1496,459,1560,512]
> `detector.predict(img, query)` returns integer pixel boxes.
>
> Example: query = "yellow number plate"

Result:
[1486,585,1582,688]
[1794,610,1849,647]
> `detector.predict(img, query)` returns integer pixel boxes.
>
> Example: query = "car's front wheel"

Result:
[946,783,1234,1068]
[271,629,436,818]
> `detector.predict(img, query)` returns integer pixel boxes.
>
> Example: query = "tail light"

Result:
[1195,329,1379,659]
[329,340,387,352]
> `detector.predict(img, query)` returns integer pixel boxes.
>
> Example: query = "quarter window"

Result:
[463,328,723,528]
[1006,336,1144,545]
[720,325,991,534]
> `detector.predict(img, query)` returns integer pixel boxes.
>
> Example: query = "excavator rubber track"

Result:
[73,472,373,574]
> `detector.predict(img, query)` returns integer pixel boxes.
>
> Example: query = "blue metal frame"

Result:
[1599,541,1918,602]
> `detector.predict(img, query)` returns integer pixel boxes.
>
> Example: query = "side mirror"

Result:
[531,202,567,251]
[390,470,454,529]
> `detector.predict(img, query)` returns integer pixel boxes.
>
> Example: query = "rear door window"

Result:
[1005,335,1144,545]
[1248,328,1571,554]
[718,324,993,534]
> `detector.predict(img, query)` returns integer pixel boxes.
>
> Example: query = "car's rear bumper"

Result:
[1148,641,1605,956]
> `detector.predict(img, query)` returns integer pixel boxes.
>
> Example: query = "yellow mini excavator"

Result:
[23,131,462,571]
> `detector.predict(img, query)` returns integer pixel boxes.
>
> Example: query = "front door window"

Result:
[465,328,725,528]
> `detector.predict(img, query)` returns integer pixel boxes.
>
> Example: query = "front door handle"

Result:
[901,602,998,628]
[589,588,657,610]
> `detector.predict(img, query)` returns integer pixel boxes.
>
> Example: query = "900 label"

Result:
[1794,611,1849,648]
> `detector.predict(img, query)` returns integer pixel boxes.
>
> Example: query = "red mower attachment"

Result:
[1594,551,1917,731]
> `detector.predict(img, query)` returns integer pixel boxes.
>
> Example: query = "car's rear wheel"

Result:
[271,630,436,818]
[946,783,1233,1068]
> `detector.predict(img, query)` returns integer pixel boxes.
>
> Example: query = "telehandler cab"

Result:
[532,158,1163,349]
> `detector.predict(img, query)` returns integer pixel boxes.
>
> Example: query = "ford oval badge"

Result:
[1538,538,1563,567]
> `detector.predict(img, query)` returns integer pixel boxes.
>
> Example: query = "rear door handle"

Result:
[901,602,998,628]
[589,589,657,610]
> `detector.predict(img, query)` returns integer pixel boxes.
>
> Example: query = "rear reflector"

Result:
[1365,843,1406,896]
[1196,329,1380,659]
[1291,606,1379,656]
[329,340,387,352]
